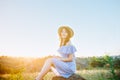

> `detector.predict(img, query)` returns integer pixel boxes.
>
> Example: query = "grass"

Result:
[0,69,111,80]
[78,69,110,80]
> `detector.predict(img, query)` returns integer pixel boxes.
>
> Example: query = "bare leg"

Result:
[51,67,60,76]
[35,58,53,80]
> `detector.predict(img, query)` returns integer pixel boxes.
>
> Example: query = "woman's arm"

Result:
[59,54,74,62]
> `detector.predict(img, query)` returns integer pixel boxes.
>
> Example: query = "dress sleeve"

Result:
[58,45,77,54]
[67,45,77,54]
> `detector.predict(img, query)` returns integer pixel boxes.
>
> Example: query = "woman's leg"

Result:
[51,67,60,76]
[35,58,53,80]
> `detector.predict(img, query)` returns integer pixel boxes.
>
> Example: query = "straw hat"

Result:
[58,26,74,38]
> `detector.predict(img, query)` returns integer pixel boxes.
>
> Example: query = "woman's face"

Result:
[60,28,68,39]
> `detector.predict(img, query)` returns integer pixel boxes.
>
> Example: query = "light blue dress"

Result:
[52,45,77,78]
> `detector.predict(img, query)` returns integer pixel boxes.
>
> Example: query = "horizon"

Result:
[1,54,120,58]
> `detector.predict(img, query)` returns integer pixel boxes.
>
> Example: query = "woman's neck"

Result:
[66,41,71,46]
[61,40,71,46]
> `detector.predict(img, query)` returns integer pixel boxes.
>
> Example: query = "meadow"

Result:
[0,69,111,80]
[0,55,120,80]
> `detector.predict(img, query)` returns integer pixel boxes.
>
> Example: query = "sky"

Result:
[0,0,120,57]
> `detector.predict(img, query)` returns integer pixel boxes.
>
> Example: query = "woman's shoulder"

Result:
[66,41,76,48]
[58,42,77,54]
[66,44,76,51]
[61,41,76,49]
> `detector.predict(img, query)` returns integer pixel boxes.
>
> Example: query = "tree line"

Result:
[0,55,120,74]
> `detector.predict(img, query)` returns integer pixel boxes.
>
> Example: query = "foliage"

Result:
[8,72,24,80]
[0,70,111,80]
[90,56,106,67]
[0,56,49,74]
[104,55,120,80]
[1,55,120,74]
[0,55,120,80]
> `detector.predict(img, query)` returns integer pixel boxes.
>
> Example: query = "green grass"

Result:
[78,69,110,80]
[0,69,111,80]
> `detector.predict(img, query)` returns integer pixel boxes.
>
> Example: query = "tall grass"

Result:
[1,55,119,80]
[0,69,110,80]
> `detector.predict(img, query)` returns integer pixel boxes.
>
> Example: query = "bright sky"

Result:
[0,0,120,57]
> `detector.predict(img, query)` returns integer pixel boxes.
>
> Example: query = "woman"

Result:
[35,26,77,80]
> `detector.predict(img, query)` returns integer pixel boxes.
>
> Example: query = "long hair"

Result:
[58,26,73,47]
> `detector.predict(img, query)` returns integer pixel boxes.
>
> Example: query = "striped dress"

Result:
[52,44,77,78]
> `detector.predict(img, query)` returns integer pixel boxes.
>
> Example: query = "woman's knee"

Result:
[45,58,53,63]
[45,57,59,65]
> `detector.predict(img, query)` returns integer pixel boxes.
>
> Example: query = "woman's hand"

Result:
[60,54,73,62]
[53,56,61,59]
[53,54,74,62]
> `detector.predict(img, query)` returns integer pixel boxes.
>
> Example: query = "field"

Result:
[0,55,120,80]
[0,69,111,80]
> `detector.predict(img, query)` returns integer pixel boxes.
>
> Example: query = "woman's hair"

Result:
[58,26,74,47]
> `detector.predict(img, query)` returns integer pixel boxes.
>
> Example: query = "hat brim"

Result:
[58,26,74,38]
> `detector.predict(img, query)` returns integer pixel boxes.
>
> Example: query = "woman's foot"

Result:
[35,77,39,80]
[35,77,44,80]
[35,79,44,80]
